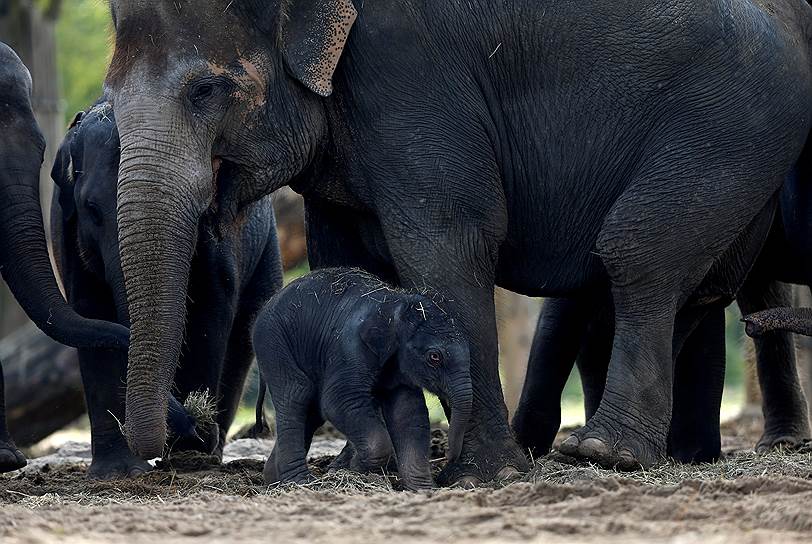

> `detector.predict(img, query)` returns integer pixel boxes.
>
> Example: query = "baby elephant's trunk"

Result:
[446,371,473,462]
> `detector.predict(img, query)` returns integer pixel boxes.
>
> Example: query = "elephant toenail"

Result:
[453,475,481,488]
[559,435,581,455]
[578,437,611,459]
[495,466,522,482]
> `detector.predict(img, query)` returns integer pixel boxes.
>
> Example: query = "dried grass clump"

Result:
[184,389,218,428]
[263,469,394,497]
[524,447,812,488]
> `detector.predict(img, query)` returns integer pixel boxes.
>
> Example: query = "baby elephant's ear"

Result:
[359,313,398,361]
[50,129,79,221]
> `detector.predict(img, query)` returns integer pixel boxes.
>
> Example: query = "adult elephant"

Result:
[0,43,129,472]
[105,0,812,482]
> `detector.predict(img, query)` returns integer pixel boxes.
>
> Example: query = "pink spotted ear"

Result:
[280,0,357,97]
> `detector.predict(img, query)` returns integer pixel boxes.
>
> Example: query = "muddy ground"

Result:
[3,418,812,543]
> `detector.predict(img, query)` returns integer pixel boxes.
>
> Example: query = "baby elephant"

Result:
[254,268,471,490]
[51,101,283,478]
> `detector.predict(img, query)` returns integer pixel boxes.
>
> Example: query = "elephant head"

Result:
[0,43,128,350]
[51,103,130,325]
[361,294,473,462]
[105,0,356,458]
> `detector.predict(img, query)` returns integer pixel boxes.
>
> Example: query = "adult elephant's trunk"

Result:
[0,147,128,350]
[743,308,812,338]
[115,103,213,459]
[445,370,473,462]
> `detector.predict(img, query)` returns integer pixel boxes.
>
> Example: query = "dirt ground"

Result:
[3,418,812,543]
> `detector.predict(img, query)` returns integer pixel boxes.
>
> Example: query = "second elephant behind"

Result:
[50,101,283,479]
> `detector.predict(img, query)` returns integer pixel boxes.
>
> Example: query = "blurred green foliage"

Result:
[56,0,112,124]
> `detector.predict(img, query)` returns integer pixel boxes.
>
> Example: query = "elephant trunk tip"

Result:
[125,425,167,460]
[125,401,169,460]
[742,307,812,338]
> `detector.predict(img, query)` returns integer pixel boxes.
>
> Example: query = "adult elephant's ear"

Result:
[280,0,357,97]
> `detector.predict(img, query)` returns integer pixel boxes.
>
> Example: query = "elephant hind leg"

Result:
[562,151,782,469]
[264,381,321,485]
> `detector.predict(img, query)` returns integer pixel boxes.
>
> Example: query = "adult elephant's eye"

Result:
[190,83,214,104]
[186,76,233,111]
[426,349,444,367]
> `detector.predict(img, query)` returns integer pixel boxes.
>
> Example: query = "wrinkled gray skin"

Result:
[0,43,129,473]
[254,269,471,490]
[104,0,811,483]
[50,101,283,478]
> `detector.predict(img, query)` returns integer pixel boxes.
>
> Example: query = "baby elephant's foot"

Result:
[330,439,395,473]
[263,450,314,485]
[0,437,26,473]
[399,465,435,491]
[559,408,666,470]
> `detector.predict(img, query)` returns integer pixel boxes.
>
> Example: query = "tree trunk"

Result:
[495,289,540,417]
[1,323,82,447]
[0,0,64,337]
[272,188,307,271]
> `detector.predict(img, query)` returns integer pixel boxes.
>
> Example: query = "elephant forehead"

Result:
[107,0,255,87]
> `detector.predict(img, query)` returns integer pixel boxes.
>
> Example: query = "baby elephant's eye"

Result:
[426,349,444,367]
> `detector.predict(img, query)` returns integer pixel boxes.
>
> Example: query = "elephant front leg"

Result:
[380,385,433,490]
[0,362,26,473]
[387,237,528,486]
[323,385,394,474]
[667,307,725,463]
[512,296,594,457]
[80,347,151,479]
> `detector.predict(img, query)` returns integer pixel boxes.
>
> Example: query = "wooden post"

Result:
[2,323,82,447]
[0,0,64,337]
[495,289,540,417]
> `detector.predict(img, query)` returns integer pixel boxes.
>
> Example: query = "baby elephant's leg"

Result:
[264,382,320,485]
[381,385,433,490]
[324,391,394,473]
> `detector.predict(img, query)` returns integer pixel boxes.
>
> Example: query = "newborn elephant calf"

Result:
[50,102,283,478]
[254,269,471,490]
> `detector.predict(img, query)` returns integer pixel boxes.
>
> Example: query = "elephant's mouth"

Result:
[212,156,223,189]
[207,155,246,229]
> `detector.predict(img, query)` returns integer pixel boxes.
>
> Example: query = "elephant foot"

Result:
[263,449,315,485]
[0,437,26,473]
[756,423,811,453]
[510,403,560,458]
[437,426,528,487]
[559,410,665,470]
[400,474,435,491]
[755,410,811,453]
[328,441,396,473]
[87,451,152,480]
[667,438,720,464]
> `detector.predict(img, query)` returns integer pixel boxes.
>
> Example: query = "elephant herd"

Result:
[0,0,811,489]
